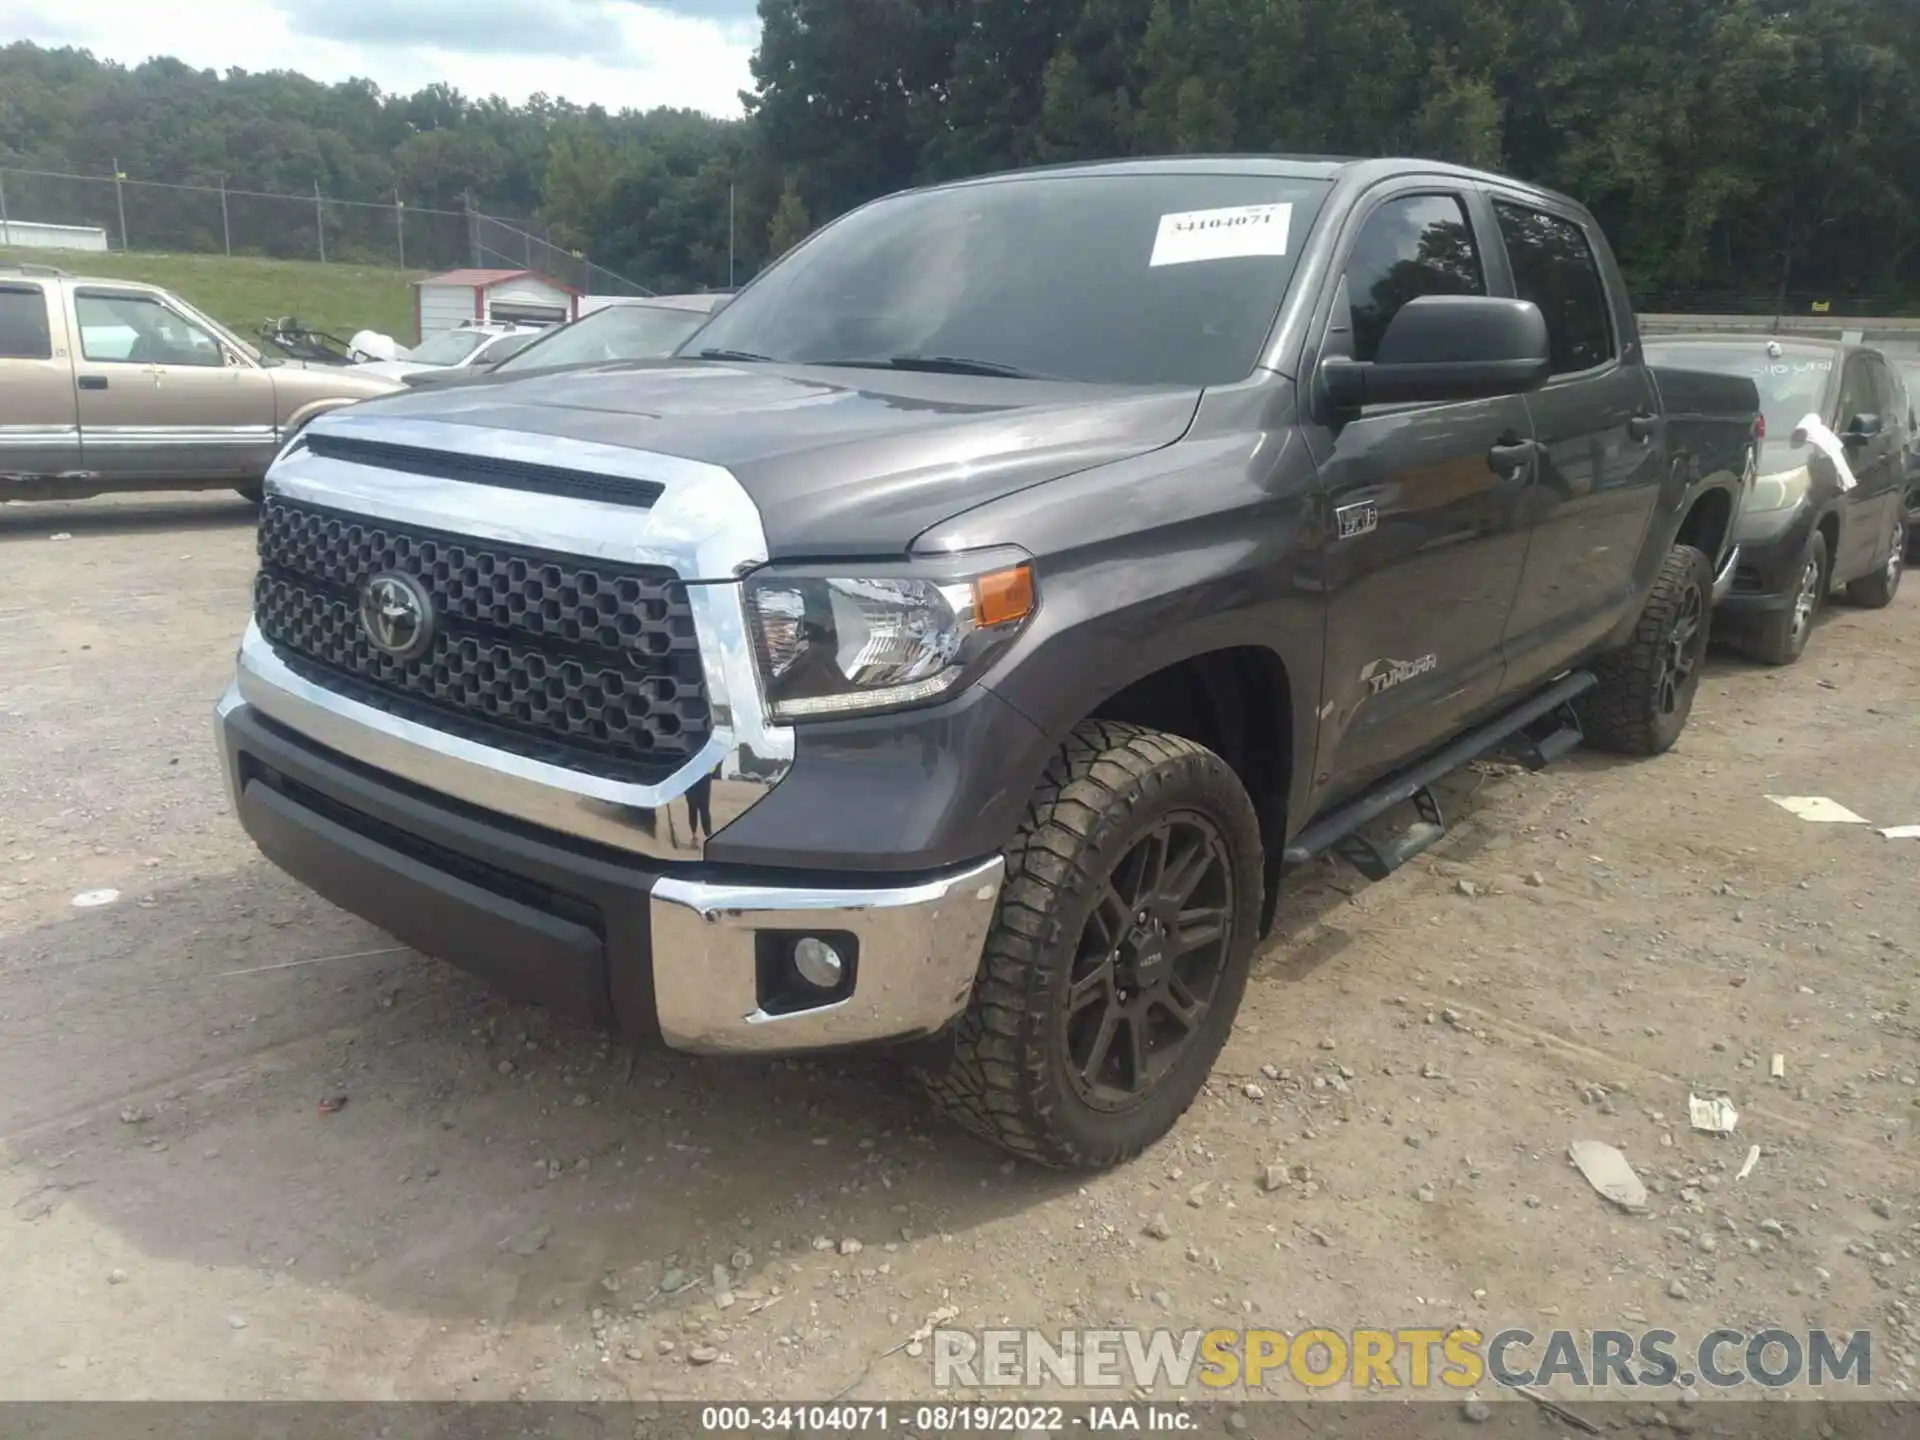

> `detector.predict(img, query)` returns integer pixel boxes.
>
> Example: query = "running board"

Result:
[1334,784,1445,883]
[1504,700,1586,771]
[1282,670,1597,875]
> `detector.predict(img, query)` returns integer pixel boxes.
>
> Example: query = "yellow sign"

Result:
[1811,301,1831,313]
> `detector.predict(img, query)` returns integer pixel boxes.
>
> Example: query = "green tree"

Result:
[6,0,1919,311]
[766,177,811,258]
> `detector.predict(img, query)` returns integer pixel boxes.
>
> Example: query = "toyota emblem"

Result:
[359,572,434,661]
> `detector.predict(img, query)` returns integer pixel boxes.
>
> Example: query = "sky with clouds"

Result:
[0,0,760,116]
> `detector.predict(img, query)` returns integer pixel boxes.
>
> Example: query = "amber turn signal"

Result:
[974,564,1036,628]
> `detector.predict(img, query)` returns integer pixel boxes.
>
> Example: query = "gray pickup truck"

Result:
[214,157,1759,1168]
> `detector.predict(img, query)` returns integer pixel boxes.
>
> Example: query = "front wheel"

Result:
[915,721,1264,1169]
[1745,530,1827,666]
[1843,516,1904,608]
[1578,543,1712,755]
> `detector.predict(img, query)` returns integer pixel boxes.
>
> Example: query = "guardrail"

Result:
[1641,313,1920,337]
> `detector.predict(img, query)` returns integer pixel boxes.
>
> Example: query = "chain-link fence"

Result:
[0,165,652,295]
[466,207,652,297]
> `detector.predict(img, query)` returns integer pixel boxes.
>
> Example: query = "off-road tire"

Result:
[1745,530,1827,667]
[1577,543,1712,756]
[915,721,1263,1170]
[1843,516,1904,608]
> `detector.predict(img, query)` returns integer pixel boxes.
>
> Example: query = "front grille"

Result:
[254,496,712,784]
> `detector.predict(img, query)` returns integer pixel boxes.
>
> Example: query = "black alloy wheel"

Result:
[1061,815,1234,1113]
[1656,581,1706,718]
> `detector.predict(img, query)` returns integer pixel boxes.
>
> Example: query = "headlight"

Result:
[746,561,1036,720]
[1748,465,1811,514]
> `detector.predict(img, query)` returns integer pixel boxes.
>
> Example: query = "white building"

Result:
[412,268,579,339]
[0,219,110,252]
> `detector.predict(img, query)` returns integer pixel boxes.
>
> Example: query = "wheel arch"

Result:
[1077,644,1297,932]
[1816,507,1841,577]
[1675,483,1737,571]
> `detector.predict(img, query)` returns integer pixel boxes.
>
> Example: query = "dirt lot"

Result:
[1,493,1916,1409]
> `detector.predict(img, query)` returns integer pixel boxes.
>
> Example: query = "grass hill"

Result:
[1,248,423,346]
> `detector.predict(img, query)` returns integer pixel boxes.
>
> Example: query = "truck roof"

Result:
[0,265,169,295]
[910,154,1589,213]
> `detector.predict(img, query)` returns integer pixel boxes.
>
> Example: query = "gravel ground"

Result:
[1,492,1916,1409]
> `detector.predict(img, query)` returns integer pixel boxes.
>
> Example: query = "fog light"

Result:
[791,936,846,990]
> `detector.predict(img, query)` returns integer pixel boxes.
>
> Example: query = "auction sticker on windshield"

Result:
[1150,203,1292,267]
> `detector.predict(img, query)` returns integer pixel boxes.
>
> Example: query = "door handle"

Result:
[1628,412,1658,442]
[1488,439,1539,475]
[78,375,109,391]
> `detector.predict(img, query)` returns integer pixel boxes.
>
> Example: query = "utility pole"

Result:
[0,169,11,247]
[395,192,406,270]
[112,159,129,252]
[314,179,326,263]
[464,190,478,269]
[728,181,736,289]
[219,175,232,256]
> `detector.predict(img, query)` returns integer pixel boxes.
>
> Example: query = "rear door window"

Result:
[1342,194,1486,363]
[0,285,53,360]
[1492,203,1616,376]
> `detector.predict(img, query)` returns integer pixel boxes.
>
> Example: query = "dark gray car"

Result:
[1898,357,1920,555]
[1644,336,1908,664]
[398,294,728,392]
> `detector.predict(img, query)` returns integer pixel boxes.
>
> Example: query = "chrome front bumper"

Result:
[216,680,1003,1054]
[652,859,1004,1053]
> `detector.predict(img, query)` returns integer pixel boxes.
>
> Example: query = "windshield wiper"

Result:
[696,347,775,363]
[809,354,1055,381]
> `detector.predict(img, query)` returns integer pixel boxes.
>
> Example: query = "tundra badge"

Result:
[1335,500,1379,540]
[1361,654,1438,695]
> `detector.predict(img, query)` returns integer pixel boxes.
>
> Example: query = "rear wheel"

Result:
[1745,530,1827,666]
[1843,516,1905,608]
[915,721,1263,1169]
[1578,544,1712,755]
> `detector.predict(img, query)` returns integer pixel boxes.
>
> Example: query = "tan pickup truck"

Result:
[1,263,400,502]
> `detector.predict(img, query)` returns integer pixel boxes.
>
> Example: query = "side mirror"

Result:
[1321,296,1551,409]
[1843,413,1882,445]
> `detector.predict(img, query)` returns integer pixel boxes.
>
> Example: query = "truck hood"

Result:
[268,364,404,403]
[351,359,1202,558]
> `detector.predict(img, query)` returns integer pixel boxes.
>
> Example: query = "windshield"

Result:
[402,330,493,366]
[497,305,712,373]
[1646,340,1837,441]
[686,172,1333,386]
